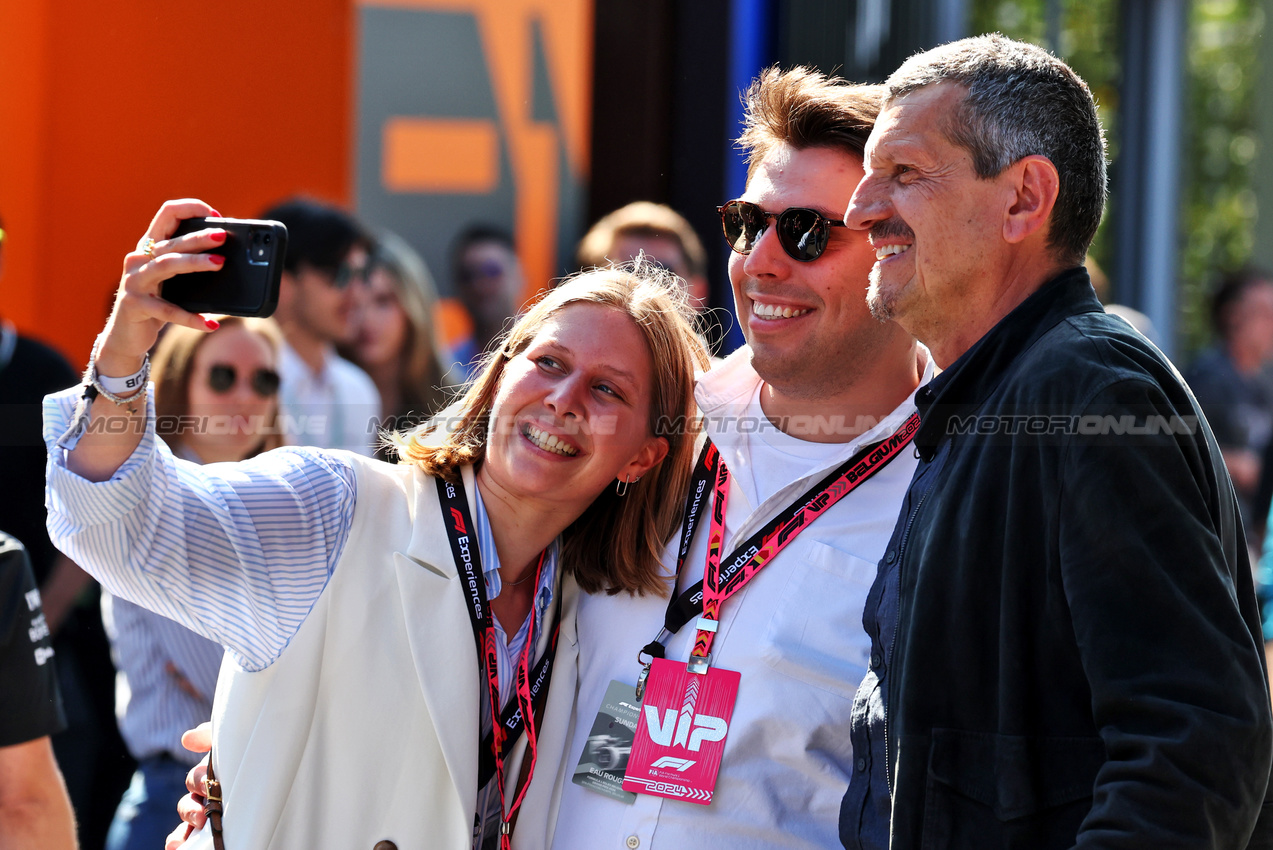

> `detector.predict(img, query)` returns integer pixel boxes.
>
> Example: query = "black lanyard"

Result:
[640,413,922,667]
[435,475,560,849]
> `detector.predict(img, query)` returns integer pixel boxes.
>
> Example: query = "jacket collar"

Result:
[393,464,484,811]
[914,266,1102,459]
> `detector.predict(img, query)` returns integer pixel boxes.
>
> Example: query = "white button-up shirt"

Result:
[551,347,933,850]
[276,339,382,456]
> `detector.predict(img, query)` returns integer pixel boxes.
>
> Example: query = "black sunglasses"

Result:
[717,200,847,263]
[330,262,370,290]
[460,259,510,282]
[207,364,281,397]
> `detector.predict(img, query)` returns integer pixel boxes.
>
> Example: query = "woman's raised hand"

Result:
[65,200,228,482]
[96,199,227,377]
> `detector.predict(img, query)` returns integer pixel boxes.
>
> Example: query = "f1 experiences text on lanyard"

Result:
[597,413,921,806]
[436,476,562,850]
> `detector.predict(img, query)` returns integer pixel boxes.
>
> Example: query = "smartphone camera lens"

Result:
[248,228,273,266]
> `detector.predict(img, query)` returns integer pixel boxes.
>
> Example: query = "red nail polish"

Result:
[209,209,222,218]
[204,318,220,331]
[209,254,225,266]
[209,230,227,244]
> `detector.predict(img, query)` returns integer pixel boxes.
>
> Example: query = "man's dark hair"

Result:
[260,198,369,277]
[737,67,883,178]
[450,224,515,285]
[883,33,1107,266]
[1212,266,1273,339]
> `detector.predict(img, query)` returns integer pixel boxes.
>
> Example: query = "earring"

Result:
[615,476,630,497]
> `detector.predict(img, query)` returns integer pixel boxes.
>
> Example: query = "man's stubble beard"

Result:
[866,265,894,322]
[749,327,884,405]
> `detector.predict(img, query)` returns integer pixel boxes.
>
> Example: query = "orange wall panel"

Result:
[0,1,355,363]
[0,0,53,335]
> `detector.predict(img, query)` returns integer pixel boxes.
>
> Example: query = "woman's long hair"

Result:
[395,261,709,596]
[151,316,284,459]
[363,231,452,425]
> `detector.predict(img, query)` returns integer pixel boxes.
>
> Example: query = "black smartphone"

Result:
[163,217,288,317]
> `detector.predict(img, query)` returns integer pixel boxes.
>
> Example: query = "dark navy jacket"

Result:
[874,268,1273,848]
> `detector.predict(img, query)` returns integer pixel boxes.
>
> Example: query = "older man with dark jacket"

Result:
[841,34,1273,849]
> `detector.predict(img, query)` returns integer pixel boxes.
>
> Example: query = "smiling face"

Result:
[477,302,668,515]
[847,83,1018,344]
[729,143,891,400]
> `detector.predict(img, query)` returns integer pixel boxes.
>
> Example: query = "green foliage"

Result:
[1180,0,1263,353]
[970,0,1264,354]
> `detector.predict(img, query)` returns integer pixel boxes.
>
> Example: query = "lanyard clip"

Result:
[635,661,652,701]
[687,653,711,675]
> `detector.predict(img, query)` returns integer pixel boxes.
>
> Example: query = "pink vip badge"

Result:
[622,658,740,805]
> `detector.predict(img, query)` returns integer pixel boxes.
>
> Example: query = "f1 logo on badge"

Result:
[643,707,728,752]
[651,756,696,772]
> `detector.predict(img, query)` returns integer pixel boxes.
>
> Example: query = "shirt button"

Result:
[884,549,896,564]
[856,757,867,772]
[626,837,641,849]
[870,652,882,669]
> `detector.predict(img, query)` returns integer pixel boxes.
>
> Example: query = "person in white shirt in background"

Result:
[261,198,381,455]
[545,67,930,850]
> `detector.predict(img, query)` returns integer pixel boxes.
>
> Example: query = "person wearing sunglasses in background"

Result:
[102,315,284,850]
[262,198,382,455]
[544,67,931,850]
[438,225,527,381]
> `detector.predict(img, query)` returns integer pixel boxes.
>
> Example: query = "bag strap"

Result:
[204,745,226,850]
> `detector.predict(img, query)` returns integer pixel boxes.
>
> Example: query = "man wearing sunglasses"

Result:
[265,198,382,456]
[841,35,1272,848]
[544,67,931,850]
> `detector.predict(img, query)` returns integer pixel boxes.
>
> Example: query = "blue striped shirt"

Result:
[43,386,556,844]
[101,592,224,767]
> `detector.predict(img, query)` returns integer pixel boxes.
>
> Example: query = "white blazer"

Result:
[186,460,580,850]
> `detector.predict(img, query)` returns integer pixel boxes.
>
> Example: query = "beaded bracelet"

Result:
[56,340,150,451]
[86,335,150,409]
